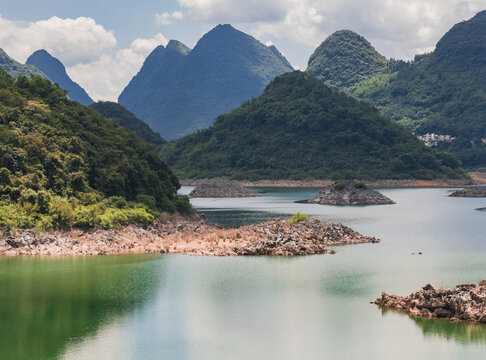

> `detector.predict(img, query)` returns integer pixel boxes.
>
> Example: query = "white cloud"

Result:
[0,15,116,66]
[178,0,286,22]
[178,0,486,60]
[67,33,168,101]
[155,11,184,25]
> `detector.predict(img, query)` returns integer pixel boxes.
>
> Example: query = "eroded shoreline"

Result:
[0,213,379,257]
[181,173,486,189]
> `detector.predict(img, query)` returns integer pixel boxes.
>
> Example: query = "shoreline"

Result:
[181,172,486,189]
[0,213,379,257]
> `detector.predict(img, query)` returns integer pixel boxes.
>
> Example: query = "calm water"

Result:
[1,187,486,359]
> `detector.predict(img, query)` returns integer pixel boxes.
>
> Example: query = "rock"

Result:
[189,180,259,198]
[308,181,395,205]
[450,186,486,198]
[375,280,486,324]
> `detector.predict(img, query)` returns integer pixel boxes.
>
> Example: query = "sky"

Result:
[1,0,485,101]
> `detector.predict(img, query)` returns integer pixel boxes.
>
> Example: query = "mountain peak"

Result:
[0,48,46,78]
[166,40,191,55]
[27,49,93,105]
[433,10,486,69]
[307,30,388,87]
[119,25,294,140]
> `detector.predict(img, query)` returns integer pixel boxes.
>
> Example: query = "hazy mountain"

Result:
[307,12,486,168]
[90,101,166,146]
[0,48,46,78]
[27,50,93,105]
[119,25,294,140]
[163,72,465,180]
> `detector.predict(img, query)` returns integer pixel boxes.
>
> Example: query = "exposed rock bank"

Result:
[308,182,395,205]
[449,186,486,198]
[375,281,486,323]
[0,216,379,257]
[189,180,258,198]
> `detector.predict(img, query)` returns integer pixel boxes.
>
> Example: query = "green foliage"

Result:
[308,12,486,168]
[354,181,367,189]
[0,69,191,232]
[334,181,345,190]
[307,30,388,88]
[163,72,466,180]
[90,101,166,147]
[287,212,308,224]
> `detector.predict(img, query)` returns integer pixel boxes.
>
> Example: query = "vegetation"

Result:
[307,12,486,168]
[0,70,186,232]
[307,30,388,87]
[163,72,466,180]
[353,181,367,189]
[333,181,345,190]
[90,101,166,147]
[287,212,308,224]
[119,25,294,140]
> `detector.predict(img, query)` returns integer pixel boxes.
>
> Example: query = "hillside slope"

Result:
[163,72,465,180]
[90,101,165,147]
[0,49,46,78]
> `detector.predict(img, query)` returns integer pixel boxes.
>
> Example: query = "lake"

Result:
[1,187,485,359]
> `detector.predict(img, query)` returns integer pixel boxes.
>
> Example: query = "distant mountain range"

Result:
[0,48,46,78]
[306,11,486,168]
[27,50,94,105]
[163,71,465,180]
[119,24,294,140]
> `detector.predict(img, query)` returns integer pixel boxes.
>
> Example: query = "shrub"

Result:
[135,194,157,211]
[333,181,345,190]
[36,214,54,231]
[287,212,308,224]
[126,208,155,225]
[354,181,367,189]
[49,198,75,228]
[175,195,192,214]
[74,206,95,229]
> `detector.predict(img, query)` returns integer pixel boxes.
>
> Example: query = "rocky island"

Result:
[189,180,259,198]
[449,186,486,198]
[374,281,486,323]
[0,214,379,257]
[308,181,395,205]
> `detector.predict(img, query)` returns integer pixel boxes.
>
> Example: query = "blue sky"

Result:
[1,0,485,100]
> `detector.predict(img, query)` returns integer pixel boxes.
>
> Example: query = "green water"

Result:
[1,187,486,359]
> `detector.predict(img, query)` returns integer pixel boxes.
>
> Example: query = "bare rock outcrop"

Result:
[374,281,486,323]
[189,180,258,198]
[450,186,486,198]
[0,216,379,257]
[308,181,395,205]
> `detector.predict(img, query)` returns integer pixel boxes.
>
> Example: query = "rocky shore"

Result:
[308,182,395,205]
[374,281,486,323]
[181,174,485,189]
[0,215,379,257]
[189,180,259,198]
[449,186,486,198]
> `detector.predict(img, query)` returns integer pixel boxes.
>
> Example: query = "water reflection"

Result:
[412,316,486,344]
[0,255,162,360]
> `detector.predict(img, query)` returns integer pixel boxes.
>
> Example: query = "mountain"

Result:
[307,30,388,88]
[163,72,465,180]
[90,101,166,147]
[0,69,187,232]
[27,50,93,105]
[119,25,294,140]
[0,48,46,78]
[307,12,486,168]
